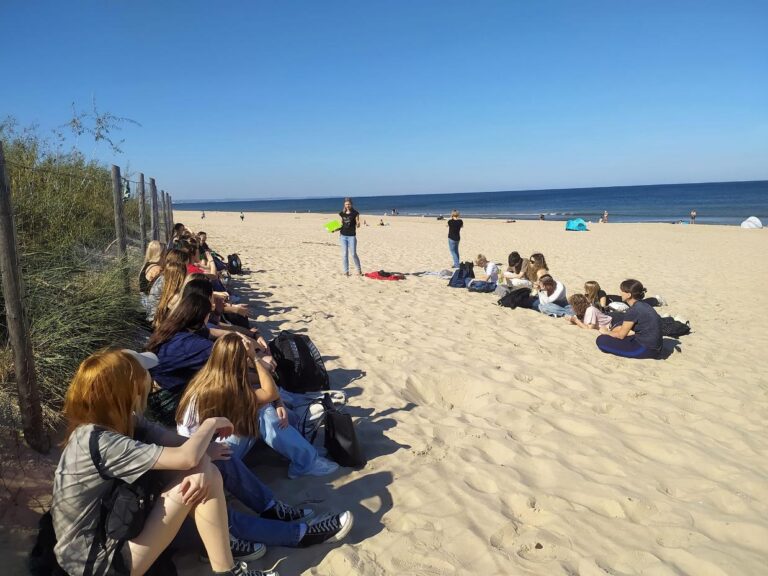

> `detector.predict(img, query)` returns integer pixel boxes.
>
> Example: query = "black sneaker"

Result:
[260,500,314,522]
[298,511,354,547]
[201,535,266,563]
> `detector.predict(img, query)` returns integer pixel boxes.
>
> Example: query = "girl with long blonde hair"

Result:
[140,241,165,293]
[175,333,354,547]
[153,261,188,327]
[177,333,271,439]
[52,349,275,576]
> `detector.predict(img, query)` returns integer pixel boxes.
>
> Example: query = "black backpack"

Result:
[497,287,533,309]
[660,317,691,337]
[269,331,330,393]
[448,261,475,288]
[227,253,243,274]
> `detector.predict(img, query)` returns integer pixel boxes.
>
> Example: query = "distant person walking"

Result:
[690,209,697,224]
[240,211,245,222]
[201,210,206,220]
[338,197,361,276]
[603,210,609,223]
[447,210,463,268]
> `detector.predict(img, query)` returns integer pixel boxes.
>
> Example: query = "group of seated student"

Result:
[489,252,668,360]
[53,224,354,575]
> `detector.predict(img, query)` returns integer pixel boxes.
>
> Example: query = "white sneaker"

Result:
[654,294,667,306]
[288,456,339,479]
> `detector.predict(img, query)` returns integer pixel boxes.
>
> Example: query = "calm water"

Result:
[177,180,768,226]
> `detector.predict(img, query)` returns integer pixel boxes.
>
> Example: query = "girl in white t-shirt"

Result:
[473,254,500,283]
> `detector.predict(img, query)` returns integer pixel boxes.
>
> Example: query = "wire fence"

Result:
[0,140,174,452]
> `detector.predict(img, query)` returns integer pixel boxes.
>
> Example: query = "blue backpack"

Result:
[448,261,474,288]
[468,281,497,293]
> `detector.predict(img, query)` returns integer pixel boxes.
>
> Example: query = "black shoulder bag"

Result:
[89,428,159,542]
[300,395,366,468]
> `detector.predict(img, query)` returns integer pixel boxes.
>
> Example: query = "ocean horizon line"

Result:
[173,178,768,205]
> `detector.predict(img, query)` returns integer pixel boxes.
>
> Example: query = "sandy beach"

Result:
[168,211,768,576]
[3,211,766,576]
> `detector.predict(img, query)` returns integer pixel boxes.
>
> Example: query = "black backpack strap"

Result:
[299,397,326,444]
[89,427,111,481]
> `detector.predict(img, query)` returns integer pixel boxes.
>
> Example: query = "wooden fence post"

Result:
[160,190,169,242]
[0,142,49,453]
[165,192,173,234]
[168,194,174,229]
[111,166,127,259]
[111,166,129,293]
[138,173,147,254]
[150,178,160,241]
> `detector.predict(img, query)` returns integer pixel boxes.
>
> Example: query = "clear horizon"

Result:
[3,1,767,201]
[172,178,767,205]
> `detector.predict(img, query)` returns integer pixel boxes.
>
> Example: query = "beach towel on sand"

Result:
[365,270,405,280]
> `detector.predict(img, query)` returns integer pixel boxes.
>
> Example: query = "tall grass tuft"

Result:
[1,117,149,430]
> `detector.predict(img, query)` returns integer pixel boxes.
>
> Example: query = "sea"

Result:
[176,180,768,226]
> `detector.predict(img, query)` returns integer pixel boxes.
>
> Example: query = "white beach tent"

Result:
[740,216,763,229]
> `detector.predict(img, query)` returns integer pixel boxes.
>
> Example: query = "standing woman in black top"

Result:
[338,197,362,275]
[447,210,463,268]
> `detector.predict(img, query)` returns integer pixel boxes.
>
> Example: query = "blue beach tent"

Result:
[565,218,588,231]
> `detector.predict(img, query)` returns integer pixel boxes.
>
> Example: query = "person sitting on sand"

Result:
[172,331,338,479]
[534,274,572,317]
[167,222,187,251]
[566,293,615,330]
[500,251,532,288]
[471,254,500,284]
[153,260,188,328]
[180,277,275,369]
[525,253,549,286]
[176,334,353,546]
[596,279,664,359]
[140,241,165,318]
[52,349,277,576]
[146,294,215,426]
[585,280,665,312]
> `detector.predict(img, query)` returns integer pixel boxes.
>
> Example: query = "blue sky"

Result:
[2,0,767,200]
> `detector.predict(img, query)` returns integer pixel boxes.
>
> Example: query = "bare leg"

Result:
[127,462,234,575]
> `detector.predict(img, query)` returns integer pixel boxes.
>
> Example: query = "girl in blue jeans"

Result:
[177,334,353,546]
[337,197,362,275]
[177,333,339,478]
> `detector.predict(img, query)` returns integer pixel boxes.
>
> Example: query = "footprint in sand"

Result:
[489,520,519,553]
[516,528,574,564]
[621,495,659,524]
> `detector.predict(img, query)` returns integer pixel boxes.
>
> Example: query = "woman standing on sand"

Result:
[338,197,362,276]
[596,279,663,359]
[447,210,463,268]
